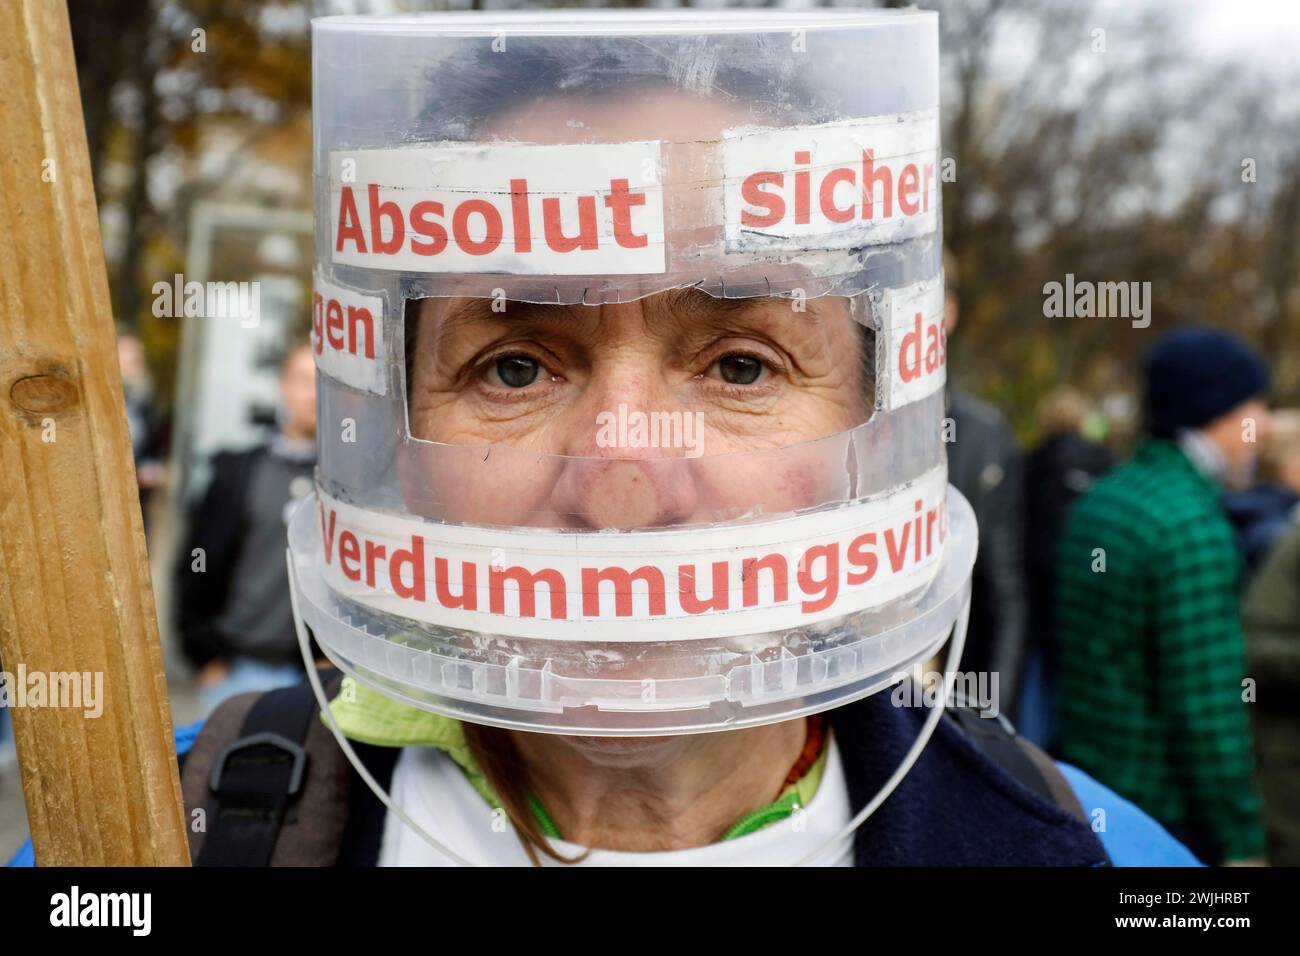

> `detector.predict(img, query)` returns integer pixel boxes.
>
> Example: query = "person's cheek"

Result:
[399,435,563,525]
[690,430,855,518]
[688,388,864,517]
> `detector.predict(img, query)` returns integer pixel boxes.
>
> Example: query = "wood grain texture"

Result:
[0,0,190,866]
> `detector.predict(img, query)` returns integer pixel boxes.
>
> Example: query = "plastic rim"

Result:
[312,10,933,38]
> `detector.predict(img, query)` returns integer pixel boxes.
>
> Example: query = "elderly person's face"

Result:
[409,290,866,527]
[405,88,870,530]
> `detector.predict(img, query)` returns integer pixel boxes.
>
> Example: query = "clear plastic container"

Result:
[295,9,962,734]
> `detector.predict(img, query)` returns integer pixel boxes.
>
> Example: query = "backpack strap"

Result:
[946,704,1111,864]
[196,686,311,866]
[184,671,349,866]
[336,739,400,866]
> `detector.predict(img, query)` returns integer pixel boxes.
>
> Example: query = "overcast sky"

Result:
[1132,0,1300,68]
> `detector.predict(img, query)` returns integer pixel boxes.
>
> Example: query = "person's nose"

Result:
[549,305,702,530]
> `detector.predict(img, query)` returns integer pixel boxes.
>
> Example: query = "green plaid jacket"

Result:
[1056,438,1265,862]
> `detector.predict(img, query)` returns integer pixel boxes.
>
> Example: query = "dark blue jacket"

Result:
[1223,484,1300,575]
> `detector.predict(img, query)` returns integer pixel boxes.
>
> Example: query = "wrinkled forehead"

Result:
[485,86,755,249]
[479,84,767,145]
[389,85,832,309]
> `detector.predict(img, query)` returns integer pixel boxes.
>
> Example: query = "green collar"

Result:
[324,678,499,808]
[323,678,827,843]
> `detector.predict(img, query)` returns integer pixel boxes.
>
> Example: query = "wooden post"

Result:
[0,0,191,865]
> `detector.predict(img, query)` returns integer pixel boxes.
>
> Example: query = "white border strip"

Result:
[312,467,948,641]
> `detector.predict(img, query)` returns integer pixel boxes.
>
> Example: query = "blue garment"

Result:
[1014,646,1054,749]
[1058,762,1204,866]
[0,703,13,755]
[198,658,304,718]
[4,718,1198,867]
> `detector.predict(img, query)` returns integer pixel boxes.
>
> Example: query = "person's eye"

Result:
[486,354,542,389]
[710,352,767,386]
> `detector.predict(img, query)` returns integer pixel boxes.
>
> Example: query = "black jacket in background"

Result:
[1023,432,1116,674]
[945,389,1029,715]
[174,447,265,670]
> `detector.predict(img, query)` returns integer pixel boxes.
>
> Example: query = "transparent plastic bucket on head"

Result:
[294,7,970,735]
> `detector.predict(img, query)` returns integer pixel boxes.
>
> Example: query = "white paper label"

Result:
[329,142,666,275]
[881,276,947,410]
[311,275,387,395]
[723,109,940,252]
[311,468,949,642]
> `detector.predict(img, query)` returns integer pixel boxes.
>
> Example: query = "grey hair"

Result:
[412,34,832,141]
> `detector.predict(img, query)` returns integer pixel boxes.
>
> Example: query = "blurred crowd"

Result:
[948,307,1297,867]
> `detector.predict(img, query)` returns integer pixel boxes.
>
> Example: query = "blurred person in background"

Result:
[943,257,1029,719]
[1223,409,1300,577]
[118,331,168,534]
[1056,327,1270,865]
[1241,517,1300,865]
[175,342,318,716]
[1017,388,1116,748]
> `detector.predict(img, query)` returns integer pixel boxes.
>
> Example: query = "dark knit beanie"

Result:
[1143,327,1270,438]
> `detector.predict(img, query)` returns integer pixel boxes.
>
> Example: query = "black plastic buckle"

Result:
[209,731,307,798]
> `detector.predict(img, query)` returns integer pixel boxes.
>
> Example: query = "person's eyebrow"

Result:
[653,287,839,341]
[440,296,574,331]
[651,287,771,324]
[417,297,581,360]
